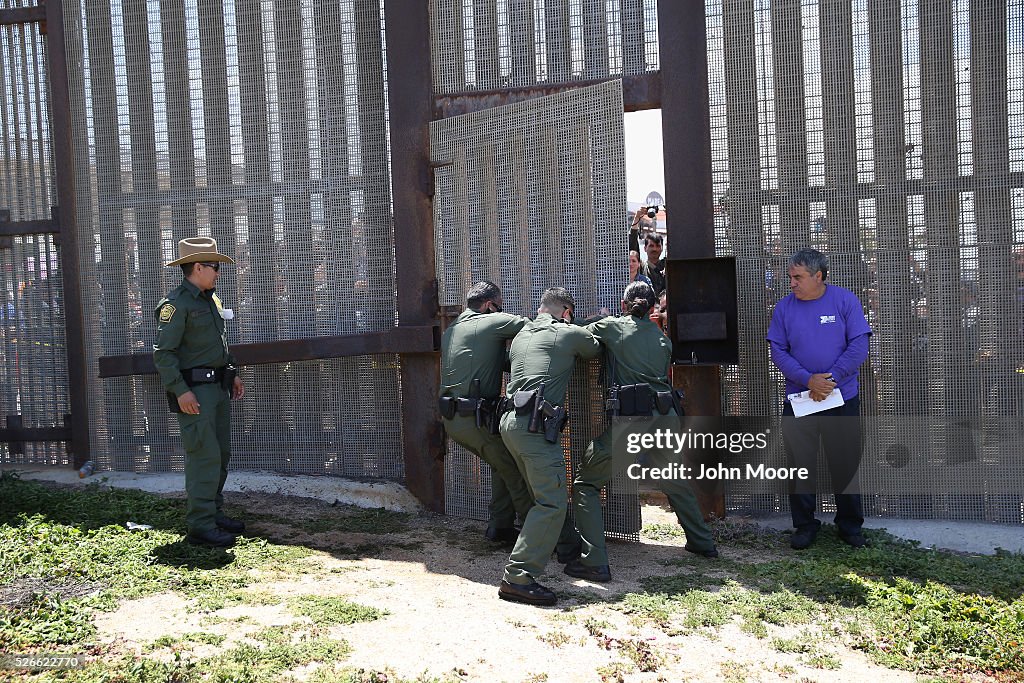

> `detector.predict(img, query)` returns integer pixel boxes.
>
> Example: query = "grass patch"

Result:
[595,661,630,682]
[804,651,841,669]
[622,578,816,636]
[640,523,685,542]
[850,575,1024,673]
[147,631,226,650]
[770,637,812,654]
[195,588,283,612]
[21,626,350,682]
[643,517,785,549]
[583,617,610,637]
[732,529,1024,603]
[708,517,787,548]
[537,630,571,648]
[615,638,662,672]
[0,591,96,650]
[718,660,751,683]
[621,525,1024,677]
[0,476,313,652]
[288,595,387,625]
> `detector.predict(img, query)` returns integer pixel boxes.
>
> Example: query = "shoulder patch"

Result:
[159,304,176,323]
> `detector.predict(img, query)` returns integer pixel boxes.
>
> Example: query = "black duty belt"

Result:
[606,384,683,417]
[183,367,225,387]
[438,396,500,420]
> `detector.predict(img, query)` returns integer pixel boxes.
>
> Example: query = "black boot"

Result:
[498,580,557,606]
[563,560,612,583]
[215,513,246,534]
[186,527,236,548]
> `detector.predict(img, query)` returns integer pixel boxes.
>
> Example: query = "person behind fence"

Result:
[556,282,718,583]
[628,250,652,288]
[439,281,534,544]
[154,237,246,548]
[766,248,872,550]
[629,208,666,296]
[497,287,600,606]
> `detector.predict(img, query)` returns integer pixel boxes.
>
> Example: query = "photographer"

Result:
[629,207,666,296]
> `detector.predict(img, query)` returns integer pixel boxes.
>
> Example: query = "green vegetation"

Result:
[288,596,387,625]
[0,472,388,677]
[625,526,1024,676]
[4,472,1023,680]
[536,630,571,648]
[146,631,226,650]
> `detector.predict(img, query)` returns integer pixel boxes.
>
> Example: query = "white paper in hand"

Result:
[787,388,845,417]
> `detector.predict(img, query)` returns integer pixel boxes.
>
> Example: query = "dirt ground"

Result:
[87,491,927,683]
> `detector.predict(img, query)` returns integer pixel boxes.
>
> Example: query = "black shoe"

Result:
[215,513,246,534]
[684,543,719,558]
[498,580,557,606]
[563,560,612,583]
[186,527,236,548]
[484,527,519,544]
[839,532,868,548]
[790,527,819,550]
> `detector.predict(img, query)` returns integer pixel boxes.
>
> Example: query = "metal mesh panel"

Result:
[709,0,1024,523]
[430,0,660,95]
[62,0,403,479]
[99,355,403,476]
[0,16,67,466]
[0,19,54,221]
[0,235,69,465]
[432,81,638,537]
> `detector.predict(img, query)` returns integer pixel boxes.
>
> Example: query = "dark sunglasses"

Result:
[199,262,220,272]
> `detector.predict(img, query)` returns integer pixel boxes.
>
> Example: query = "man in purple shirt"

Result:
[767,249,872,550]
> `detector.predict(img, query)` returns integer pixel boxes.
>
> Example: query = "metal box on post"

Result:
[666,256,738,366]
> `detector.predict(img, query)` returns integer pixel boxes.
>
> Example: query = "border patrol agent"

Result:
[560,281,718,583]
[497,287,600,606]
[439,281,533,543]
[154,237,246,548]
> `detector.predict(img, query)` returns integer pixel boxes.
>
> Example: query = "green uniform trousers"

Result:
[443,414,533,529]
[177,382,232,533]
[500,412,568,584]
[560,418,716,567]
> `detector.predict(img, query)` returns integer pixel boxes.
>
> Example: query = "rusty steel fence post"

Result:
[385,0,444,512]
[658,0,725,519]
[45,0,91,468]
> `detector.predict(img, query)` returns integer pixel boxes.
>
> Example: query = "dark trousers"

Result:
[178,383,232,533]
[782,395,864,536]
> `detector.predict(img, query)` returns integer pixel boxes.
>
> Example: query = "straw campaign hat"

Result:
[165,237,236,267]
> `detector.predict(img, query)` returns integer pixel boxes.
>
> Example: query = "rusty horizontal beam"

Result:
[0,426,72,442]
[434,72,662,118]
[0,5,45,25]
[97,326,439,378]
[0,218,59,237]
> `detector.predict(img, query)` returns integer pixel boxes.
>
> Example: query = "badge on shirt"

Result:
[159,304,175,323]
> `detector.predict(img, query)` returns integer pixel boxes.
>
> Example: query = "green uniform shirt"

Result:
[440,309,530,399]
[505,313,601,406]
[153,279,234,398]
[586,314,672,391]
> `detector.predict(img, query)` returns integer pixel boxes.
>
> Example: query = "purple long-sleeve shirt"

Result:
[766,284,872,400]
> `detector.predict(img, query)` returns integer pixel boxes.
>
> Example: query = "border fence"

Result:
[1,0,1021,524]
